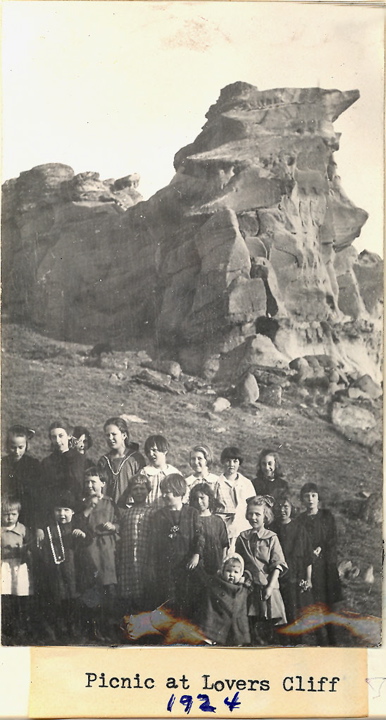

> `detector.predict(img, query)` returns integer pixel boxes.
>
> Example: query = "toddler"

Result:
[1,497,33,645]
[189,483,228,575]
[235,495,287,645]
[215,447,255,552]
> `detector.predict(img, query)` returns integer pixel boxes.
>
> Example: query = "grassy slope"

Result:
[1,324,383,634]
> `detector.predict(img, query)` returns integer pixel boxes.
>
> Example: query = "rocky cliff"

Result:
[2,82,383,381]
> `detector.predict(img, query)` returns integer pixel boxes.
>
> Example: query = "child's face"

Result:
[194,491,210,514]
[147,445,167,468]
[223,560,243,584]
[224,457,240,475]
[85,475,105,497]
[190,451,208,474]
[131,484,149,504]
[85,496,99,510]
[50,427,69,454]
[302,492,319,514]
[75,434,87,454]
[279,500,292,522]
[8,434,27,462]
[105,424,127,453]
[54,507,74,524]
[247,504,265,530]
[162,490,182,509]
[2,507,19,527]
[261,454,275,480]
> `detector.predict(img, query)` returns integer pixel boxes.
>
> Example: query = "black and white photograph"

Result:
[1,0,383,656]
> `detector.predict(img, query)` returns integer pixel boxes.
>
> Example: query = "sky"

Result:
[2,1,384,255]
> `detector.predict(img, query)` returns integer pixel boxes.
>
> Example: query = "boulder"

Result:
[259,385,282,407]
[141,358,182,381]
[212,397,231,413]
[351,374,382,399]
[236,372,260,404]
[331,400,379,447]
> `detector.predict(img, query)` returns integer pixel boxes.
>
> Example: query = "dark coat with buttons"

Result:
[193,566,251,646]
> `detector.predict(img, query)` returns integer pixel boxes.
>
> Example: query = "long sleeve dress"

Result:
[98,443,146,505]
[271,518,313,623]
[235,527,288,625]
[40,449,86,519]
[81,496,119,588]
[2,454,42,530]
[118,504,154,610]
[215,473,256,546]
[297,509,343,607]
[149,505,204,615]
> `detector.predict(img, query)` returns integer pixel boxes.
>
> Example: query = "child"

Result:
[128,434,181,509]
[77,467,120,642]
[271,493,313,627]
[39,490,87,643]
[2,425,41,531]
[71,425,95,468]
[118,475,154,613]
[297,483,343,645]
[149,474,204,616]
[193,553,251,646]
[189,483,228,575]
[215,447,255,552]
[253,449,289,501]
[98,417,145,506]
[184,445,219,502]
[235,495,288,645]
[40,421,86,518]
[1,497,33,645]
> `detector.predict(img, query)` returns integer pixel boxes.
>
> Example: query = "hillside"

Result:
[2,323,382,644]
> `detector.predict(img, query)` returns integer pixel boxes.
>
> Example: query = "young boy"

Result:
[118,475,154,613]
[215,447,255,552]
[1,497,33,644]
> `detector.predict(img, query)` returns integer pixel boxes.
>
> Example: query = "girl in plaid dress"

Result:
[118,475,154,613]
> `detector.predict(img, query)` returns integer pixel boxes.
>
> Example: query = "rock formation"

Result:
[2,82,383,381]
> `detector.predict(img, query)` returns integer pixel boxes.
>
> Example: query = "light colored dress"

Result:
[236,527,288,625]
[215,473,256,550]
[140,464,182,507]
[183,473,219,503]
[1,522,32,596]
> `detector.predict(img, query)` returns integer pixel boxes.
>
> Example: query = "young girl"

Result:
[2,425,41,531]
[297,482,343,645]
[118,475,154,613]
[71,425,94,468]
[77,467,120,642]
[253,449,289,501]
[1,497,33,645]
[40,421,86,518]
[271,492,313,627]
[132,434,181,508]
[149,474,204,616]
[39,490,87,643]
[235,495,288,645]
[189,483,228,575]
[98,417,145,506]
[184,445,219,502]
[215,447,255,552]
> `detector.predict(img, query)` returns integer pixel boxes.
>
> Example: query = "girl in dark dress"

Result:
[2,425,41,532]
[40,421,86,521]
[297,482,343,645]
[149,474,204,617]
[189,483,228,575]
[271,492,313,632]
[253,449,289,501]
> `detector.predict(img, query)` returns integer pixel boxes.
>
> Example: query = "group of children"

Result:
[1,417,343,646]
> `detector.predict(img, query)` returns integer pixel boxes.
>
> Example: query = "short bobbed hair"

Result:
[246,495,274,526]
[160,473,187,498]
[2,495,21,513]
[144,435,169,455]
[300,482,320,500]
[220,446,243,465]
[189,482,217,513]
